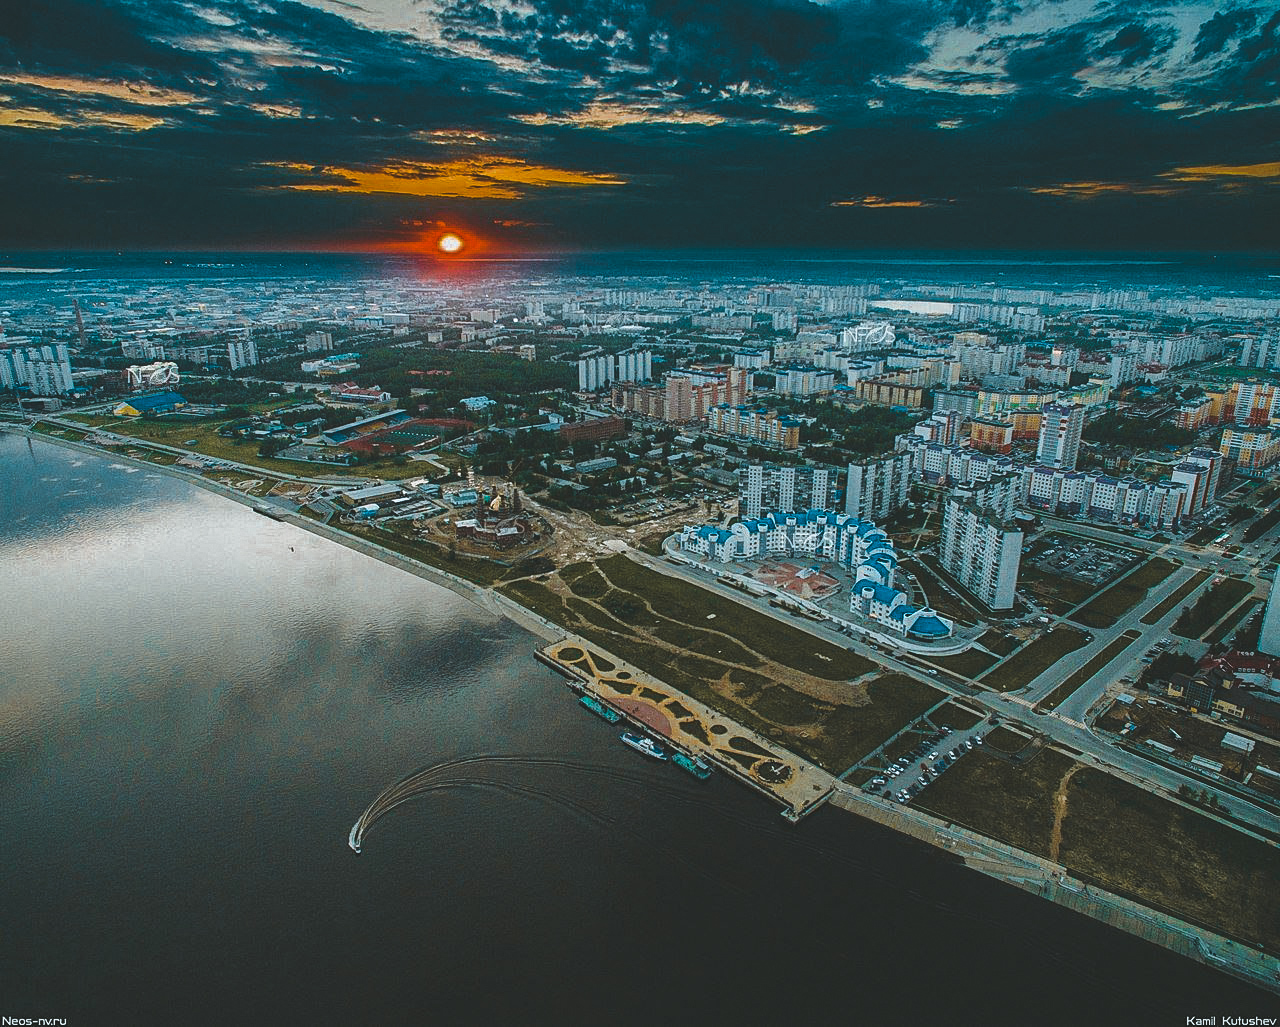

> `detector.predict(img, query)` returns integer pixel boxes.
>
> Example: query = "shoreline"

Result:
[8,423,1277,995]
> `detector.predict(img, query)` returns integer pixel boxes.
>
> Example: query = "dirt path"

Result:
[542,562,866,711]
[1048,764,1083,864]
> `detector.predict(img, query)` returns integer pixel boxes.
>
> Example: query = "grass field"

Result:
[980,626,1090,692]
[501,559,948,772]
[1140,570,1212,625]
[1069,557,1179,629]
[979,630,1020,657]
[1017,564,1098,616]
[62,414,428,481]
[916,750,1280,950]
[981,726,1034,754]
[596,556,875,680]
[930,701,984,731]
[346,523,513,586]
[1172,577,1255,639]
[1184,525,1220,546]
[1205,598,1262,647]
[928,648,1000,677]
[901,557,983,626]
[1034,631,1141,712]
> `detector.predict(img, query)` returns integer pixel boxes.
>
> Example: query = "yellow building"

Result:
[112,391,187,417]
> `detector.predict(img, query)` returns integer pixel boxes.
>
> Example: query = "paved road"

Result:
[1023,501,1279,728]
[31,414,370,487]
[626,545,1280,841]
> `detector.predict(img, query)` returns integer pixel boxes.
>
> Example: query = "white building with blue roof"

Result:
[675,509,953,641]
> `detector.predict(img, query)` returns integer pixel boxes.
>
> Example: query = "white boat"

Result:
[620,731,667,760]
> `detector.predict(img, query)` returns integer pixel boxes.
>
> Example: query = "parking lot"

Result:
[861,720,993,805]
[1027,532,1137,586]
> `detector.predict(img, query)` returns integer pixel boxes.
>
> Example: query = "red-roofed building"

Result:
[331,382,391,403]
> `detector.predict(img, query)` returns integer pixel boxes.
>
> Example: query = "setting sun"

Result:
[437,232,464,253]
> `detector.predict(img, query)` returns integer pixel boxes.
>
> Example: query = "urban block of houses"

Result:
[1158,651,1280,736]
[675,509,952,640]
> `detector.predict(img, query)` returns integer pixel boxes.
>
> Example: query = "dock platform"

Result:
[539,638,836,820]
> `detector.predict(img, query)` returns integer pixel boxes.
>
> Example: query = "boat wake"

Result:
[348,753,657,853]
[346,752,728,860]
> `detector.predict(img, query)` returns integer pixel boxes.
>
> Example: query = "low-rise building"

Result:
[331,382,391,403]
[113,391,187,417]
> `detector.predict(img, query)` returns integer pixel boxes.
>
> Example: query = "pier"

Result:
[539,638,837,820]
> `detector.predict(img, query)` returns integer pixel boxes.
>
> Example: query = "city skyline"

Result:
[1,0,1278,253]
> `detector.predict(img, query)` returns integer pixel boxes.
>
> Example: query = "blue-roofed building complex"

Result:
[675,508,953,640]
[113,391,187,416]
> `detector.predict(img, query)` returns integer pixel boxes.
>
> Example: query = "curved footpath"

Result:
[9,424,1277,995]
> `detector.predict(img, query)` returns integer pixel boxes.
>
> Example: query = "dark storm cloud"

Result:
[0,0,1276,250]
[1191,7,1258,61]
[1096,21,1176,68]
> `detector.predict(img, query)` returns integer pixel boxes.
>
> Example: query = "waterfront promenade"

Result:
[831,784,1280,995]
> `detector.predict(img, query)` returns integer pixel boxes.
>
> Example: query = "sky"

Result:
[0,0,1277,253]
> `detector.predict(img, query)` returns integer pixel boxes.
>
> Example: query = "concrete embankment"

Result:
[829,785,1280,995]
[4,425,529,630]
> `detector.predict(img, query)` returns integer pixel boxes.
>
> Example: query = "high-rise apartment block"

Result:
[1036,402,1085,470]
[1259,575,1280,657]
[771,365,837,397]
[1220,426,1280,471]
[706,405,801,450]
[844,452,913,521]
[1169,448,1223,516]
[578,349,653,391]
[740,464,838,519]
[610,365,745,422]
[939,475,1022,610]
[1024,468,1187,528]
[913,409,965,446]
[227,337,259,370]
[0,341,74,395]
